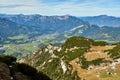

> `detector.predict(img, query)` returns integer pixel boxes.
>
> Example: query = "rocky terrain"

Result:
[22,36,120,80]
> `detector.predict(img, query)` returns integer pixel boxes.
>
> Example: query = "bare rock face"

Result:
[0,62,10,80]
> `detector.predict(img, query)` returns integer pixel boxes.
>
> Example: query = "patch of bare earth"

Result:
[84,46,115,61]
[69,45,120,80]
[69,58,98,80]
[89,46,116,51]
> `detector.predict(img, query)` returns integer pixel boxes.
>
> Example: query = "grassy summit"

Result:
[63,36,94,49]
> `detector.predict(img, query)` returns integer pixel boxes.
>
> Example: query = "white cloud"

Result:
[0,0,120,16]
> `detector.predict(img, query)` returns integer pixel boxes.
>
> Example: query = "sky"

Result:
[0,0,120,16]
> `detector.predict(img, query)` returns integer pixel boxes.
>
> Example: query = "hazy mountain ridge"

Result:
[45,24,120,46]
[0,14,88,33]
[0,14,88,45]
[80,15,120,27]
[0,17,42,45]
[1,14,120,45]
[0,18,29,44]
[0,14,88,58]
[0,14,120,59]
[62,24,120,42]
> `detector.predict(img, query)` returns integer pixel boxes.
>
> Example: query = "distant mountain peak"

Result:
[56,16,70,20]
[98,15,108,17]
[80,15,120,27]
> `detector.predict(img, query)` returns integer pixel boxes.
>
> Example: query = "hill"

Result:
[56,25,120,44]
[23,36,120,80]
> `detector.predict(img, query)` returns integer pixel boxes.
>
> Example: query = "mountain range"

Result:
[0,14,88,33]
[0,14,120,58]
[0,14,120,45]
[59,24,120,42]
[0,14,88,45]
[80,15,120,27]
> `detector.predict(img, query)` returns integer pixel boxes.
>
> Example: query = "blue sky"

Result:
[0,0,120,16]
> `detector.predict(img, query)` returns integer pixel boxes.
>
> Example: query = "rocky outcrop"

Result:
[0,62,10,80]
[0,55,51,80]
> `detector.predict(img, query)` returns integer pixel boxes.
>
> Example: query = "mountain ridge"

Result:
[23,36,120,80]
[80,15,120,27]
[0,14,120,60]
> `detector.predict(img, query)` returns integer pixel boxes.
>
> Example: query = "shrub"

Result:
[0,55,16,65]
[15,63,37,76]
[81,57,108,69]
[107,44,120,59]
[65,48,88,61]
[63,36,93,49]
[92,41,108,46]
[13,63,51,80]
[36,71,52,80]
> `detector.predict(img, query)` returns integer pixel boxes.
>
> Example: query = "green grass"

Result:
[3,41,40,58]
[8,34,28,40]
[100,69,115,78]
[101,72,113,78]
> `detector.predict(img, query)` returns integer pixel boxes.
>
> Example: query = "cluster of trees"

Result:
[81,57,111,69]
[107,43,120,59]
[12,63,51,80]
[63,36,94,49]
[63,36,109,49]
[0,55,16,65]
[92,41,108,46]
[40,58,81,80]
[64,48,88,61]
